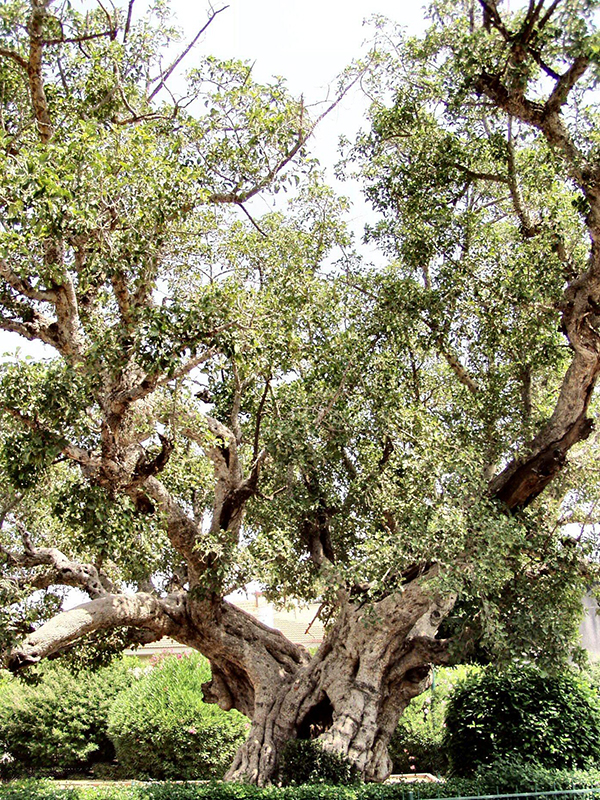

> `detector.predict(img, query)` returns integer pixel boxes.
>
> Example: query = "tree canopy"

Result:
[1,0,600,785]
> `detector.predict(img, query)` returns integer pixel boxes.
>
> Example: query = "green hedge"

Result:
[107,653,248,780]
[4,763,600,800]
[0,660,137,779]
[444,666,600,776]
[389,666,476,775]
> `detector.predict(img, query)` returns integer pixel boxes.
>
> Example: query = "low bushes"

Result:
[107,652,248,780]
[0,652,247,781]
[3,656,600,785]
[444,665,600,775]
[0,660,136,779]
[279,739,359,785]
[3,764,600,800]
[388,663,600,779]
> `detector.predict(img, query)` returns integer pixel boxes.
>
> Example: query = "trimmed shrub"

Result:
[444,665,600,775]
[4,768,600,800]
[586,660,600,692]
[107,652,248,780]
[463,758,600,794]
[388,665,477,775]
[279,739,359,785]
[0,659,137,779]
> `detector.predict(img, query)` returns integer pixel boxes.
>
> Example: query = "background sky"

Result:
[2,0,428,358]
[161,0,427,188]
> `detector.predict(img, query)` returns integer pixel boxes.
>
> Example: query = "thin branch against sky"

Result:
[0,0,428,359]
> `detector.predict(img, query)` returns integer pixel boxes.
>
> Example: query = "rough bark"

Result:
[474,9,600,511]
[222,570,454,785]
[6,591,186,670]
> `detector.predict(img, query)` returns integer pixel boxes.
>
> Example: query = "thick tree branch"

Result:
[123,0,135,42]
[0,298,66,349]
[6,591,185,670]
[477,0,510,39]
[1,523,115,599]
[490,348,598,508]
[506,117,538,236]
[474,29,600,509]
[181,411,262,546]
[0,259,57,303]
[475,70,585,183]
[27,5,54,143]
[454,163,509,184]
[0,48,28,71]
[142,475,206,580]
[41,30,118,46]
[442,350,481,395]
[253,377,271,461]
[546,56,589,116]
[53,274,85,360]
[538,0,562,30]
[110,344,221,418]
[1,405,104,476]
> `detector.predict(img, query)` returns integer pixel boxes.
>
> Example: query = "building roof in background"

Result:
[125,594,324,659]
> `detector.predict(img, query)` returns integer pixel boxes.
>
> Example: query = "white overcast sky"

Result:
[169,1,427,99]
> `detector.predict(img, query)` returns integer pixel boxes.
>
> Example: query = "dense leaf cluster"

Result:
[445,666,600,775]
[0,659,136,779]
[107,653,248,780]
[0,653,247,781]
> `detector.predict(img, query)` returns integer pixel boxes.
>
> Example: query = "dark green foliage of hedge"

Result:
[0,660,137,779]
[3,764,600,800]
[279,739,359,785]
[444,666,600,776]
[107,653,248,780]
[462,759,600,794]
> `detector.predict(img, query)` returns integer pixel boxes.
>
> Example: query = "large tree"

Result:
[1,0,600,785]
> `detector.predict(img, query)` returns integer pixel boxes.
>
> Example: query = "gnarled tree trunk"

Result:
[212,570,455,785]
[5,566,454,785]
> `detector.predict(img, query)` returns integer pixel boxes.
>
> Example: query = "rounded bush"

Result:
[444,665,600,776]
[107,652,248,780]
[278,739,359,785]
[0,659,136,778]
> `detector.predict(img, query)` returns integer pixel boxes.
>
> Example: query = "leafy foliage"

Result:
[279,739,359,786]
[107,653,248,780]
[0,659,136,778]
[5,766,600,799]
[388,665,477,775]
[444,666,600,775]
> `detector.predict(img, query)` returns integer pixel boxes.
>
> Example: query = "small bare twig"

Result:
[123,0,135,42]
[41,30,117,46]
[148,6,229,102]
[237,202,268,237]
